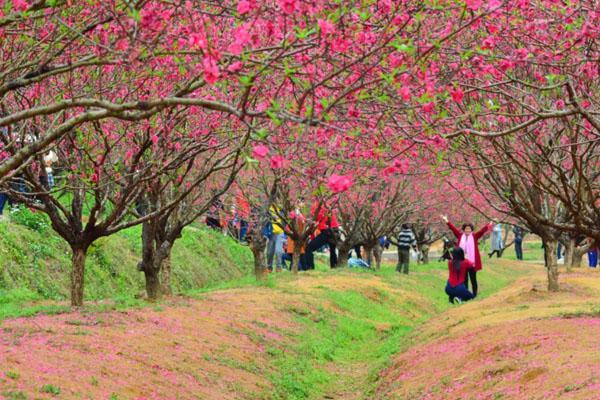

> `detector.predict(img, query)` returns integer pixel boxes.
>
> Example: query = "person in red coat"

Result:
[441,215,493,297]
[445,246,475,304]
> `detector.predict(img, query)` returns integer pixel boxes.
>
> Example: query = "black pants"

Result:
[489,249,501,258]
[306,229,337,269]
[206,217,220,229]
[396,248,410,274]
[515,240,523,260]
[464,269,478,297]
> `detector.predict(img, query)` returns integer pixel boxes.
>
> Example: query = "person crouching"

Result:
[445,246,475,304]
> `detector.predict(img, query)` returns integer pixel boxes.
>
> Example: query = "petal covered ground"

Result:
[375,265,600,400]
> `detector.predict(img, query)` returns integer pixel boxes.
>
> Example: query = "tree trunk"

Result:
[160,252,173,296]
[364,245,373,267]
[545,239,559,292]
[572,249,584,268]
[144,267,162,301]
[336,244,351,268]
[291,242,302,274]
[140,219,161,300]
[373,243,382,270]
[419,244,430,264]
[250,239,267,280]
[70,245,88,306]
[563,238,575,271]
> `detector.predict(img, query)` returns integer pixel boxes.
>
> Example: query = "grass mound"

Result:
[0,208,252,319]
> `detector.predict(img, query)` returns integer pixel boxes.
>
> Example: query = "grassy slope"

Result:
[0,209,252,320]
[0,215,558,399]
[0,253,529,400]
[374,262,600,399]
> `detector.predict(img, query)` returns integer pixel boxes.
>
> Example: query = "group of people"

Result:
[261,202,341,272]
[206,196,599,295]
[0,150,58,219]
[442,216,494,302]
[442,216,600,304]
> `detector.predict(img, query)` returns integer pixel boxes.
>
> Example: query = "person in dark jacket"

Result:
[512,226,526,260]
[445,246,475,304]
[439,237,454,261]
[396,224,417,274]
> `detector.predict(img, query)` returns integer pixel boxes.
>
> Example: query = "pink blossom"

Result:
[203,56,220,84]
[227,61,243,73]
[514,48,529,60]
[13,0,29,11]
[252,144,269,159]
[383,166,399,177]
[278,0,297,14]
[488,0,502,10]
[399,86,411,101]
[450,88,464,103]
[188,32,207,50]
[318,19,335,36]
[270,155,287,169]
[466,0,483,11]
[422,102,435,113]
[327,173,353,193]
[228,25,250,55]
[331,38,350,53]
[237,0,251,15]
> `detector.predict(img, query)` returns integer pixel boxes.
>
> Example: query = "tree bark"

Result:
[250,239,267,280]
[144,267,162,301]
[571,251,583,268]
[373,243,383,270]
[291,241,303,274]
[364,245,373,267]
[545,239,559,292]
[70,245,88,306]
[160,252,173,296]
[139,219,162,300]
[570,241,591,269]
[336,244,351,268]
[419,244,430,264]
[563,238,575,272]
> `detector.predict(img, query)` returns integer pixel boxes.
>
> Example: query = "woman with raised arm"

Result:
[441,215,493,297]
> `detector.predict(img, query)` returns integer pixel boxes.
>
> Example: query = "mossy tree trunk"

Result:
[70,244,90,307]
[544,239,559,292]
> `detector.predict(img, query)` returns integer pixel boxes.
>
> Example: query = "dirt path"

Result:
[374,264,600,399]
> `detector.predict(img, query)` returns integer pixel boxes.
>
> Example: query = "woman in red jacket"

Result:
[445,246,475,304]
[442,215,493,297]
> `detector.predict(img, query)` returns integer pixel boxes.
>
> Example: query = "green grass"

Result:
[266,258,531,399]
[480,239,544,262]
[0,209,252,320]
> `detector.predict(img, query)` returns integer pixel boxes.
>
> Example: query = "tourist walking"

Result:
[266,206,285,272]
[512,226,525,260]
[488,223,504,258]
[588,241,598,268]
[396,224,417,274]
